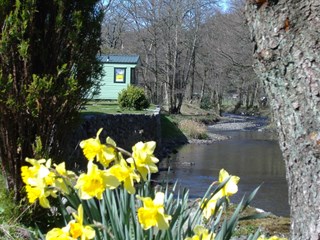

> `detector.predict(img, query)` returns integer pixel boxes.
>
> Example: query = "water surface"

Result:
[161,124,289,217]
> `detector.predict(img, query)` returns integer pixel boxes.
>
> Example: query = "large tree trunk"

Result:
[245,1,320,239]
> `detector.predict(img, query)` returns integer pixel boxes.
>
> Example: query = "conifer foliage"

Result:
[0,0,103,199]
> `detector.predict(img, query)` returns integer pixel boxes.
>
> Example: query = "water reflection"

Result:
[163,129,290,217]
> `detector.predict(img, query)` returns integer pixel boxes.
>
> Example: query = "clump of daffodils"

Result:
[21,128,267,240]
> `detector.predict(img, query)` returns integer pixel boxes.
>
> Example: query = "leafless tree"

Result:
[101,0,262,114]
[192,1,261,114]
[101,0,129,52]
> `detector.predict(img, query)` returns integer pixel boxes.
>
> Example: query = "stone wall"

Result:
[67,108,161,170]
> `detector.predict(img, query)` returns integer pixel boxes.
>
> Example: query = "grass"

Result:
[82,100,157,115]
[0,175,34,239]
[160,102,219,140]
[178,119,208,139]
[0,187,17,224]
[160,114,186,140]
[0,223,33,240]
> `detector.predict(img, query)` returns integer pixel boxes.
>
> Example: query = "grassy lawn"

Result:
[82,100,158,115]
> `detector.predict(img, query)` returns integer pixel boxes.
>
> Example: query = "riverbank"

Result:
[159,112,277,159]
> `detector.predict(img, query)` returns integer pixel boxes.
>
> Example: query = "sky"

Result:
[218,0,231,12]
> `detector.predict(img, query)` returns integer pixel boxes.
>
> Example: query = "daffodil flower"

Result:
[75,161,120,200]
[53,162,76,194]
[21,158,57,208]
[21,158,44,184]
[79,128,117,167]
[108,156,140,194]
[25,184,51,208]
[45,226,72,240]
[69,205,96,240]
[54,162,75,177]
[200,191,222,220]
[127,141,159,180]
[185,225,216,240]
[219,169,240,197]
[46,205,95,240]
[21,158,51,185]
[137,192,171,230]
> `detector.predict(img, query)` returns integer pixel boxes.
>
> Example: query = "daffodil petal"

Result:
[154,192,165,205]
[156,213,171,230]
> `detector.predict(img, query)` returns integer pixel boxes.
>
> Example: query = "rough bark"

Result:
[245,1,320,239]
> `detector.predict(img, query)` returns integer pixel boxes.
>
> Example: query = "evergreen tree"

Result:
[0,0,103,199]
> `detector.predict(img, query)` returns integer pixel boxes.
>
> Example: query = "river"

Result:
[159,115,290,217]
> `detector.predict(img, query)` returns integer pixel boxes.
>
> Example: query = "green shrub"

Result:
[118,85,150,110]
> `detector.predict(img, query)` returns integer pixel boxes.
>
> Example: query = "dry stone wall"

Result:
[67,109,161,170]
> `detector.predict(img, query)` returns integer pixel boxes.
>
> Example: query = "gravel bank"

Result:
[188,132,229,144]
[208,121,258,131]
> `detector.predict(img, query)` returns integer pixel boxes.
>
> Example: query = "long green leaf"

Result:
[225,198,245,239]
[247,229,261,240]
[239,212,270,221]
[242,185,262,211]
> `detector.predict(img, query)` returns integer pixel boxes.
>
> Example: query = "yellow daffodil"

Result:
[79,128,117,167]
[79,128,104,161]
[46,226,72,240]
[75,161,120,200]
[46,205,95,240]
[25,180,53,208]
[54,161,75,177]
[69,205,96,240]
[258,235,288,240]
[23,158,55,186]
[108,157,140,194]
[137,192,171,230]
[219,169,240,197]
[53,162,76,194]
[46,227,74,240]
[99,136,118,167]
[127,141,159,180]
[21,165,38,185]
[185,225,215,240]
[26,185,46,208]
[21,158,57,208]
[21,158,50,185]
[25,185,41,204]
[200,192,222,220]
